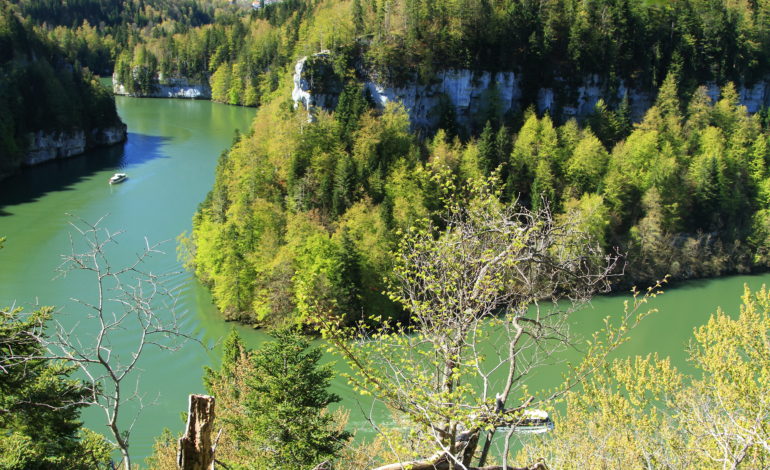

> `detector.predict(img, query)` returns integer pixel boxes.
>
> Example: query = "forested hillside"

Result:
[177,0,770,328]
[4,1,770,469]
[360,0,770,89]
[0,3,124,177]
[183,64,770,326]
[12,0,770,109]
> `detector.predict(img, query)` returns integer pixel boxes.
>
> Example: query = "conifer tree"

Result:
[352,0,364,36]
[477,120,496,175]
[243,330,351,469]
[532,158,556,211]
[210,63,231,103]
[332,154,357,217]
[0,306,112,469]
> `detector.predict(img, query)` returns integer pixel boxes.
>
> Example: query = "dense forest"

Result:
[3,0,770,469]
[11,0,770,108]
[0,3,123,177]
[7,0,309,105]
[183,69,770,327]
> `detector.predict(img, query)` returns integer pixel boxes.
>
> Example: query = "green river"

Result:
[1,93,768,463]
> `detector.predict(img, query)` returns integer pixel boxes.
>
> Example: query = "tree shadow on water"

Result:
[0,133,169,216]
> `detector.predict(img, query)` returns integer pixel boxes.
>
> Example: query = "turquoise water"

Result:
[1,93,767,464]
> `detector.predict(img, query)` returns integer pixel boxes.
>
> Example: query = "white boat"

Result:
[498,409,555,435]
[109,173,127,184]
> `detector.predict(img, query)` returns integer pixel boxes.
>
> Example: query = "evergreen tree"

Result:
[0,306,112,469]
[243,330,351,469]
[332,154,357,216]
[656,72,682,120]
[352,0,364,36]
[531,158,556,211]
[335,229,363,321]
[210,63,232,103]
[477,120,496,174]
[335,82,369,148]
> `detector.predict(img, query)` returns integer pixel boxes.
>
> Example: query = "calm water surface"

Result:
[0,95,264,460]
[1,93,769,463]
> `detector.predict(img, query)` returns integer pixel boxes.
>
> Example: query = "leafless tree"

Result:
[41,216,196,470]
[319,182,652,469]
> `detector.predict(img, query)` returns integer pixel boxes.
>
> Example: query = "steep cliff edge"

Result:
[24,125,127,166]
[293,52,770,130]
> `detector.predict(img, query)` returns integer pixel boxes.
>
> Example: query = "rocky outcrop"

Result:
[292,53,770,129]
[24,123,127,166]
[292,52,341,114]
[113,74,211,99]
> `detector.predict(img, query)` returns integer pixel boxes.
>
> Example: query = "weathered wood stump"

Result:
[178,394,216,470]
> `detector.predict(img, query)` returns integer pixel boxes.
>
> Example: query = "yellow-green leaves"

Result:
[519,286,770,469]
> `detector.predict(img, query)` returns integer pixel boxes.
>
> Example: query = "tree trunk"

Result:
[178,394,216,470]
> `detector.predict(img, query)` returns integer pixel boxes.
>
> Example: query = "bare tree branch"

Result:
[30,215,205,470]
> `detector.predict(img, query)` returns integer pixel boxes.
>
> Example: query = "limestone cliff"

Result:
[112,74,211,99]
[23,124,127,166]
[292,53,770,129]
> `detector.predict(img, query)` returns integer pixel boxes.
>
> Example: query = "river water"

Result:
[1,94,769,464]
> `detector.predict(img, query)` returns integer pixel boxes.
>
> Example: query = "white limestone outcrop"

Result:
[292,54,770,128]
[24,124,127,166]
[113,75,211,99]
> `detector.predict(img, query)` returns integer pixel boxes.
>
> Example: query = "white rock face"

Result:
[292,56,313,114]
[363,69,521,128]
[292,52,337,121]
[24,124,127,166]
[113,74,211,99]
[292,55,770,128]
[25,130,87,165]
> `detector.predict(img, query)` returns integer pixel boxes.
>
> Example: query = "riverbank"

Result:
[0,95,257,460]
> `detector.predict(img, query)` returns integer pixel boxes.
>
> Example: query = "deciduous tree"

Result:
[318,178,635,469]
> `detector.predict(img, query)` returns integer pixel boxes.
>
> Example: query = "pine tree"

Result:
[656,72,682,120]
[332,154,357,216]
[0,307,112,469]
[352,0,364,36]
[244,330,351,469]
[227,63,243,105]
[477,120,496,175]
[211,63,232,103]
[335,229,363,321]
[614,92,632,140]
[532,158,556,211]
[242,81,258,107]
[203,328,245,392]
[336,82,369,148]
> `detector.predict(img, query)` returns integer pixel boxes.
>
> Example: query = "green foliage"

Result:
[518,286,770,469]
[0,5,122,177]
[188,68,770,326]
[362,0,770,93]
[0,306,113,469]
[203,329,351,469]
[186,102,414,326]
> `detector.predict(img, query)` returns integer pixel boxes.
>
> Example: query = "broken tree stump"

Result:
[178,394,216,470]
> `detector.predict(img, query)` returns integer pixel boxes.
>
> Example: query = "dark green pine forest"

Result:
[11,0,770,107]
